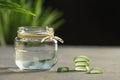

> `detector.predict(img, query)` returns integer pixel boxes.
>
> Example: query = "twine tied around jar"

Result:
[18,26,64,43]
[41,26,64,43]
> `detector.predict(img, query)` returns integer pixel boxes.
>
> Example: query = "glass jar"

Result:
[15,27,58,70]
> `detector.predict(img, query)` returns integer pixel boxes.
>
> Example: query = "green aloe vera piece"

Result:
[75,66,88,72]
[88,67,104,74]
[75,61,89,67]
[79,56,90,62]
[57,67,69,72]
[73,56,90,63]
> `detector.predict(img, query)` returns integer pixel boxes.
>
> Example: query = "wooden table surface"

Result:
[0,46,120,80]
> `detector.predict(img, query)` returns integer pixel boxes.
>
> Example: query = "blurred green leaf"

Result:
[13,8,36,16]
[0,1,36,16]
[0,22,6,46]
[0,1,21,8]
[52,19,65,30]
[42,9,63,26]
[31,0,43,26]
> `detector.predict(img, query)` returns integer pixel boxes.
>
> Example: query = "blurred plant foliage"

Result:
[0,0,64,46]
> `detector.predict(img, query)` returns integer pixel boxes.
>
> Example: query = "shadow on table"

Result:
[0,67,50,75]
[0,67,90,75]
[49,70,84,73]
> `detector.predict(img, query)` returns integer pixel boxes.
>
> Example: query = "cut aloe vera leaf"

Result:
[73,56,89,63]
[88,67,104,74]
[57,67,69,72]
[75,61,89,67]
[75,66,88,72]
[80,56,90,61]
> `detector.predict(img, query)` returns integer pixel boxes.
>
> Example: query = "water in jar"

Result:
[15,38,57,70]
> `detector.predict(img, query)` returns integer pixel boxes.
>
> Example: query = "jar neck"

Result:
[17,27,54,39]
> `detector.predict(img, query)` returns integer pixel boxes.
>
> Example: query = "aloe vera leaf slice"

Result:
[88,67,104,74]
[80,56,90,61]
[75,66,88,72]
[75,61,89,67]
[57,67,69,72]
[73,56,89,63]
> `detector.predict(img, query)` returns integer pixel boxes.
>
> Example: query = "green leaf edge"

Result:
[0,1,36,16]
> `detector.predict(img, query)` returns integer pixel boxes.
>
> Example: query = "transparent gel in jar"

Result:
[15,27,58,70]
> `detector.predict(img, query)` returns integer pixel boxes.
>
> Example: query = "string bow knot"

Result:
[41,26,64,43]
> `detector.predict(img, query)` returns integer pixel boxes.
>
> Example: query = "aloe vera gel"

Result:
[15,27,58,70]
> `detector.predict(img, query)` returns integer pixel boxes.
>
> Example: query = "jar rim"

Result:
[18,26,54,34]
[17,26,54,39]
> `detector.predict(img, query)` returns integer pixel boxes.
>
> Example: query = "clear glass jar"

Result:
[15,27,58,70]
